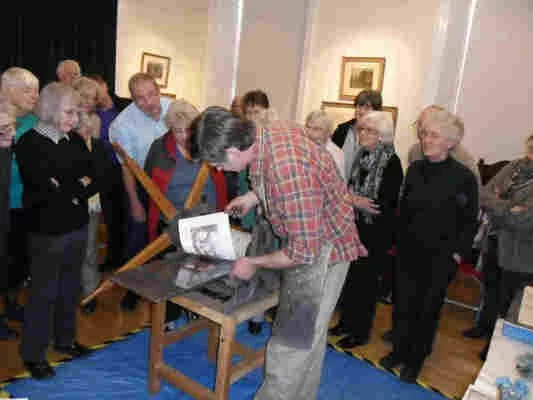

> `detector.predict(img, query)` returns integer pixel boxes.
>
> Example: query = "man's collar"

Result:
[34,121,70,144]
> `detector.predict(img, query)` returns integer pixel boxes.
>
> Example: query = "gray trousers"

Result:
[254,260,349,400]
[81,212,101,297]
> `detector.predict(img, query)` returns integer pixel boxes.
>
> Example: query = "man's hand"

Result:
[131,199,146,222]
[352,195,381,215]
[225,191,259,217]
[452,253,462,264]
[230,257,258,280]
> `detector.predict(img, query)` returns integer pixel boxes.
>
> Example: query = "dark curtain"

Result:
[1,2,118,92]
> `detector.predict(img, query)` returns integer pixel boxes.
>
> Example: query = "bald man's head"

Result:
[56,60,81,85]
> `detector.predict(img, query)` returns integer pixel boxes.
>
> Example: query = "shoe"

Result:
[337,335,368,349]
[462,326,490,339]
[248,320,263,335]
[0,320,18,340]
[81,299,97,316]
[120,291,139,312]
[382,329,393,343]
[379,352,403,370]
[6,303,25,322]
[329,324,348,336]
[24,360,55,379]
[164,321,177,333]
[54,342,91,358]
[400,363,422,383]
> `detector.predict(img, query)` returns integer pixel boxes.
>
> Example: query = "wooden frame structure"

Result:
[148,290,278,399]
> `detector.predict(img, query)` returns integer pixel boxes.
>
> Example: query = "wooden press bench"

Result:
[111,258,279,400]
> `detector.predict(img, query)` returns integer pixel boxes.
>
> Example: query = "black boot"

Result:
[400,362,423,383]
[248,320,263,335]
[379,352,403,370]
[462,326,490,339]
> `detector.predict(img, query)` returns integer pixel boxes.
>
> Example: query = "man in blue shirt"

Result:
[1,67,39,334]
[109,73,171,311]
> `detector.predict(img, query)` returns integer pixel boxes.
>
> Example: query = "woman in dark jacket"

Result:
[379,108,478,383]
[16,83,97,379]
[329,111,403,349]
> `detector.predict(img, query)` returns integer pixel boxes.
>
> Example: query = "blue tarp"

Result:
[5,319,445,399]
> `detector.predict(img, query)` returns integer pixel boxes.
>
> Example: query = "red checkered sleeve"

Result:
[250,121,363,265]
[270,154,325,264]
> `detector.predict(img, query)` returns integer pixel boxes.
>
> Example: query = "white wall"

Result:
[203,0,241,108]
[116,0,209,108]
[457,0,533,163]
[299,0,440,164]
[236,0,308,120]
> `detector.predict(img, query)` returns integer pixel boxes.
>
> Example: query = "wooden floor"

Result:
[0,272,486,399]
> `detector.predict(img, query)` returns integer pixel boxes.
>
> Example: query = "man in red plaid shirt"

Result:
[190,106,366,400]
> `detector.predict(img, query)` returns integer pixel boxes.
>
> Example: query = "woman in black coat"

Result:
[329,111,403,349]
[15,83,97,379]
[379,108,478,383]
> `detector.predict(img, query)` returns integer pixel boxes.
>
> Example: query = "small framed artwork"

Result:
[339,57,385,101]
[161,92,176,99]
[321,101,398,135]
[140,52,171,88]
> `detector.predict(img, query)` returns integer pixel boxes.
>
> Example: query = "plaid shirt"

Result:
[249,121,364,265]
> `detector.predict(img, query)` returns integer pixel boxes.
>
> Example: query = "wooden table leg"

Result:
[207,321,220,363]
[214,318,236,400]
[149,302,165,394]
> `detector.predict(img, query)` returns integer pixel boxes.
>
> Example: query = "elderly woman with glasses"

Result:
[328,111,403,350]
[15,82,96,379]
[144,99,228,327]
[379,108,478,383]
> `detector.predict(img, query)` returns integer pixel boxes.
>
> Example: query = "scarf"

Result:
[348,142,395,223]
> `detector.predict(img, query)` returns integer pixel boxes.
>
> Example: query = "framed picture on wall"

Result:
[339,57,385,101]
[140,52,171,88]
[321,101,398,135]
[161,92,176,99]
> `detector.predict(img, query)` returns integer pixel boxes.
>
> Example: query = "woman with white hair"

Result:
[1,67,39,324]
[379,108,478,383]
[144,99,228,327]
[15,82,96,379]
[304,110,344,178]
[328,111,403,350]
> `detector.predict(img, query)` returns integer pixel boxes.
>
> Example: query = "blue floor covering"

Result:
[4,319,446,400]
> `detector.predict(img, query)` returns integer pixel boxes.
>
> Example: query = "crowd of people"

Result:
[0,58,532,400]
